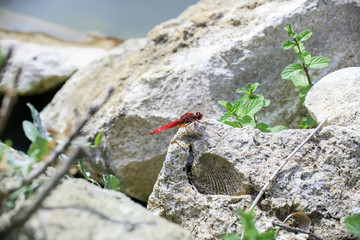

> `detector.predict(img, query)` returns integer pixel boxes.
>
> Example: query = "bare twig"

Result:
[249,118,327,211]
[2,85,114,196]
[272,222,324,240]
[0,46,14,75]
[0,47,20,136]
[0,147,81,235]
[0,85,114,236]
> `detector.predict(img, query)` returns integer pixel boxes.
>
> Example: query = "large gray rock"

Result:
[0,39,108,95]
[40,0,360,202]
[305,67,360,126]
[4,178,192,240]
[147,120,360,240]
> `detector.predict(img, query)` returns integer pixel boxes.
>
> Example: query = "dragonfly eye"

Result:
[196,112,203,119]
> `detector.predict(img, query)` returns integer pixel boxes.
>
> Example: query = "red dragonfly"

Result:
[148,112,203,135]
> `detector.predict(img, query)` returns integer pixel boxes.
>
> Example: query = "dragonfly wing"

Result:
[148,119,182,135]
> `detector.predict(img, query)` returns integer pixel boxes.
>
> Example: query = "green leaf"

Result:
[27,136,49,162]
[258,230,277,240]
[237,115,255,127]
[292,42,305,53]
[218,101,229,108]
[236,88,249,94]
[238,210,276,240]
[222,234,241,240]
[263,99,270,108]
[300,116,318,129]
[269,125,287,132]
[299,85,312,105]
[284,24,292,33]
[220,112,234,122]
[93,132,102,148]
[234,98,246,112]
[103,174,120,191]
[77,158,87,178]
[241,99,263,117]
[256,123,287,133]
[248,83,259,95]
[308,56,330,69]
[77,158,101,186]
[23,120,41,143]
[250,94,264,101]
[223,120,241,128]
[27,103,44,136]
[290,73,309,87]
[297,51,311,65]
[284,24,297,38]
[5,180,43,209]
[345,214,360,236]
[296,30,312,42]
[256,123,271,133]
[282,40,297,50]
[226,102,234,112]
[281,63,303,80]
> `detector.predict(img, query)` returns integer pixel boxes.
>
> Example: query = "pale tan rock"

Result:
[0,39,107,95]
[5,179,192,240]
[148,120,360,240]
[305,67,360,126]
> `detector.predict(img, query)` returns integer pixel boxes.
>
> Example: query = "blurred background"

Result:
[0,0,199,41]
[0,0,198,150]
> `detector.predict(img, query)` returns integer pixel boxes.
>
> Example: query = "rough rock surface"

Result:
[0,39,108,95]
[40,0,360,202]
[305,67,360,126]
[148,120,360,240]
[4,178,192,240]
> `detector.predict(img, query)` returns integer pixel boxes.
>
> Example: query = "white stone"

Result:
[0,39,107,95]
[4,178,192,240]
[305,67,360,126]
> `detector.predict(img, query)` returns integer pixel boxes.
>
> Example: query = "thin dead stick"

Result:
[249,118,327,211]
[272,222,324,240]
[0,85,114,236]
[0,147,81,235]
[0,47,20,136]
[2,85,114,196]
[0,68,21,135]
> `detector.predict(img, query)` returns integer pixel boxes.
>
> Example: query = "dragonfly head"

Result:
[195,112,203,120]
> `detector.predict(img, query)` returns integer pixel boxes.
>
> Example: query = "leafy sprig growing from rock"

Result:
[222,210,275,240]
[281,24,330,128]
[218,83,286,133]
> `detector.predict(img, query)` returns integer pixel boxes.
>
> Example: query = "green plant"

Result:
[222,210,275,240]
[281,24,330,128]
[219,83,286,133]
[103,174,120,191]
[345,214,360,237]
[2,104,120,209]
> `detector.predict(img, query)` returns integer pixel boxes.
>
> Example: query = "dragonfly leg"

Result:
[184,122,211,147]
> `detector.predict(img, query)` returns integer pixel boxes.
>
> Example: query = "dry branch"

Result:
[272,222,324,240]
[249,118,327,211]
[0,85,114,236]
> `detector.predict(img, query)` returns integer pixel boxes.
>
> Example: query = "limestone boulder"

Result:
[305,67,360,126]
[0,39,108,95]
[147,120,360,240]
[3,178,192,240]
[40,0,360,202]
